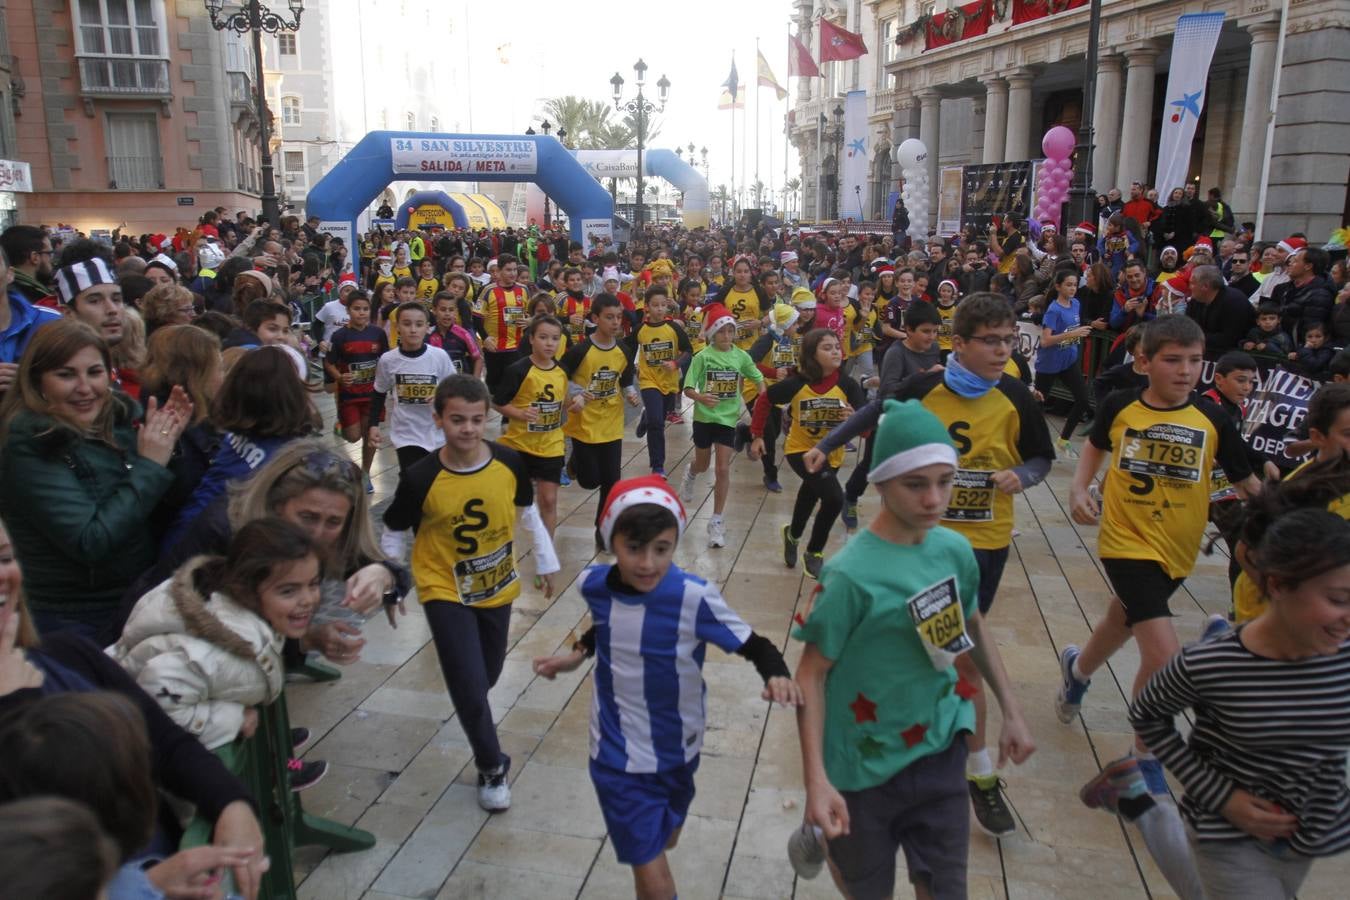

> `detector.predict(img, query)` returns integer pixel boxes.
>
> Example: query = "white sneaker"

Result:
[476,754,511,812]
[679,468,697,504]
[707,518,727,548]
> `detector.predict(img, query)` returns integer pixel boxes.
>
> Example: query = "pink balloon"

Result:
[1042,125,1077,161]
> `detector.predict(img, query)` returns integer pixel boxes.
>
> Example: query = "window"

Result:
[282,96,301,126]
[284,150,305,180]
[74,0,169,94]
[881,18,898,64]
[430,116,440,132]
[277,33,296,55]
[405,111,416,130]
[105,112,162,189]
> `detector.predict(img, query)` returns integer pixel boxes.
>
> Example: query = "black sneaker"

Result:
[290,727,310,752]
[782,524,799,568]
[803,551,824,580]
[287,758,328,792]
[968,774,1016,837]
[636,416,648,439]
[733,424,749,454]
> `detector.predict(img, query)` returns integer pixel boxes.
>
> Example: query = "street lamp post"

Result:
[611,60,669,231]
[204,0,304,225]
[1069,0,1103,226]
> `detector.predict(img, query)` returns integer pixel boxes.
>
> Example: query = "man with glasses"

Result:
[0,225,57,309]
[803,293,1054,838]
[1226,247,1260,297]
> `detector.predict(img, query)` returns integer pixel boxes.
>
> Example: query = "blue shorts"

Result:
[589,756,700,866]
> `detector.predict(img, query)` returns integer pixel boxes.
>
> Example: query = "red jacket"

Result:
[1123,198,1160,225]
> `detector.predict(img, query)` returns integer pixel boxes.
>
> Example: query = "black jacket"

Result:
[1272,275,1335,343]
[1186,285,1255,356]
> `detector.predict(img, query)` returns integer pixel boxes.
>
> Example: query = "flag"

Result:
[788,33,820,78]
[1153,13,1224,202]
[819,18,867,63]
[718,86,745,110]
[757,49,787,100]
[841,90,868,220]
[722,59,739,101]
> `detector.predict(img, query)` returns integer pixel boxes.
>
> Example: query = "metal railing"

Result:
[78,56,169,95]
[107,155,164,189]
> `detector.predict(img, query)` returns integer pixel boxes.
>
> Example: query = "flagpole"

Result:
[755,37,761,212]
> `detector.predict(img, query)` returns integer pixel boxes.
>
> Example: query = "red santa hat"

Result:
[1162,271,1191,297]
[338,271,358,285]
[701,303,737,339]
[1073,221,1096,237]
[1277,236,1307,256]
[597,475,687,552]
[1192,236,1214,252]
[937,279,960,296]
[377,250,392,259]
[872,261,895,275]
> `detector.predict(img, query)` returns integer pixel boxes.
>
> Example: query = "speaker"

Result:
[744,208,763,228]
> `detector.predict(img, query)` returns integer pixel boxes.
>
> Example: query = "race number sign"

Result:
[390,138,538,176]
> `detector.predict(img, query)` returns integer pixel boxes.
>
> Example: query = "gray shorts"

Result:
[827,736,970,900]
[1189,831,1313,899]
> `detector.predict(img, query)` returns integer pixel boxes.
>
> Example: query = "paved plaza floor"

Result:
[287,400,1350,899]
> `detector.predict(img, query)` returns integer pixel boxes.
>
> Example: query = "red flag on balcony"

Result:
[788,33,820,77]
[819,19,868,63]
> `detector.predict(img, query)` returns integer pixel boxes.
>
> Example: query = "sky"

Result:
[447,0,804,207]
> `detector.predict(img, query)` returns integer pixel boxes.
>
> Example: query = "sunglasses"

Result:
[297,451,361,484]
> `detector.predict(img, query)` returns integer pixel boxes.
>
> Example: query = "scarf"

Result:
[944,355,1000,398]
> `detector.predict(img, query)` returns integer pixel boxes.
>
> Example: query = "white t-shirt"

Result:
[315,299,350,342]
[373,344,456,451]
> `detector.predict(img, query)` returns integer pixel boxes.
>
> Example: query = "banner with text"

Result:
[960,161,1037,235]
[937,166,965,235]
[1240,366,1316,469]
[573,150,639,180]
[390,138,538,177]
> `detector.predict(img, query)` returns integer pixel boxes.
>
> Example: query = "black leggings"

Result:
[424,600,512,771]
[786,452,844,554]
[1034,362,1090,440]
[396,444,431,474]
[570,438,623,525]
[845,435,873,504]
[735,405,782,480]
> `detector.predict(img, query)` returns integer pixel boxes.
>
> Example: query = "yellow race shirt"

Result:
[767,373,866,469]
[631,320,692,395]
[492,357,568,459]
[392,265,413,281]
[1091,391,1253,578]
[681,304,707,354]
[722,287,763,351]
[561,337,635,444]
[896,371,1057,550]
[936,302,957,352]
[382,444,533,608]
[416,277,441,301]
[847,305,877,358]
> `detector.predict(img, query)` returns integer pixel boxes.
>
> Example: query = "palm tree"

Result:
[752,179,765,208]
[785,177,801,219]
[540,96,614,149]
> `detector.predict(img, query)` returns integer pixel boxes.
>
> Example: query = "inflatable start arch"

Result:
[572,149,709,230]
[305,131,614,273]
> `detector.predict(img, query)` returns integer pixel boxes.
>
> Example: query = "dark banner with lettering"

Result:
[1237,366,1317,469]
[959,162,1037,235]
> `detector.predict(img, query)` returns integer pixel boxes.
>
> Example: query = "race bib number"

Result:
[771,339,797,368]
[944,469,995,522]
[453,542,517,605]
[348,359,376,385]
[587,367,619,399]
[643,339,676,365]
[394,373,437,404]
[907,577,974,670]
[685,318,703,343]
[735,319,759,342]
[1119,424,1206,483]
[798,396,848,436]
[1209,465,1237,503]
[706,369,739,398]
[528,400,562,432]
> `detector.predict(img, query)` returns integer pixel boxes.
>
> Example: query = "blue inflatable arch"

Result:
[571,149,710,229]
[306,131,614,275]
[394,190,469,230]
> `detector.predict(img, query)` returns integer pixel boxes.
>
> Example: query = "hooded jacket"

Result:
[109,557,286,749]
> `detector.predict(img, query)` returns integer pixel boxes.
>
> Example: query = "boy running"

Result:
[368,302,457,473]
[532,475,800,900]
[325,291,388,488]
[793,399,1033,899]
[480,253,529,391]
[383,375,559,812]
[628,284,692,476]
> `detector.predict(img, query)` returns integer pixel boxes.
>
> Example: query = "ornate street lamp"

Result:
[204,0,304,225]
[611,60,670,230]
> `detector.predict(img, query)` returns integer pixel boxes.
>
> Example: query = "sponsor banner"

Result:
[574,150,639,180]
[960,161,1037,235]
[581,218,613,249]
[840,90,868,221]
[1011,0,1089,27]
[317,221,354,273]
[1238,366,1316,469]
[926,0,996,52]
[936,166,964,236]
[1153,13,1225,202]
[1016,320,1040,378]
[390,137,538,176]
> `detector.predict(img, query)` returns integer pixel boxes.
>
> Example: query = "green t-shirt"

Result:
[794,526,980,792]
[684,344,763,427]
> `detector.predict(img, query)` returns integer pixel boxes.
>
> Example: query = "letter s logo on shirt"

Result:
[948,421,973,456]
[453,498,490,554]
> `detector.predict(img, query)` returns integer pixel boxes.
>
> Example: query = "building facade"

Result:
[6,0,275,233]
[792,0,1350,240]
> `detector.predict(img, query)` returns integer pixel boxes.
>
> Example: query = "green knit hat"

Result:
[867,399,958,483]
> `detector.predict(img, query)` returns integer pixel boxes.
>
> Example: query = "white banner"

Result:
[317,221,354,272]
[573,150,639,180]
[0,159,33,192]
[581,218,613,251]
[390,138,538,176]
[1016,320,1040,378]
[1153,13,1224,202]
[840,90,868,221]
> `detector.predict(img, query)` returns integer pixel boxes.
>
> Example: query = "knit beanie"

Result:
[769,302,800,335]
[597,475,687,551]
[867,399,958,483]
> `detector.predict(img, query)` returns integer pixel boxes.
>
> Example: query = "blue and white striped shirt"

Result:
[581,564,751,773]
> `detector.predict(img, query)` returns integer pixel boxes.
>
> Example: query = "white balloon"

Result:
[896,139,928,173]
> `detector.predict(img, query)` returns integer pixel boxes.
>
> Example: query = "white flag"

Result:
[1153,13,1224,202]
[840,90,868,221]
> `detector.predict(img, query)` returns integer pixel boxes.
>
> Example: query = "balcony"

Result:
[79,56,170,97]
[107,155,164,190]
[229,71,252,106]
[869,89,897,119]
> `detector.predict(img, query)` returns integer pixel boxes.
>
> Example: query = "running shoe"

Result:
[841,501,859,531]
[733,424,749,454]
[708,519,727,549]
[636,416,648,439]
[782,524,799,568]
[1056,437,1080,460]
[1198,613,1231,643]
[844,442,857,452]
[1080,755,1147,815]
[679,468,697,504]
[651,466,665,478]
[364,473,374,495]
[803,551,824,580]
[290,727,310,752]
[477,754,512,812]
[666,411,683,425]
[968,774,1016,837]
[1135,755,1170,796]
[1055,645,1091,724]
[286,758,328,792]
[786,822,825,880]
[559,470,571,487]
[762,476,782,493]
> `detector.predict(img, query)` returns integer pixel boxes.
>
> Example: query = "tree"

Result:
[541,96,613,149]
[785,177,801,219]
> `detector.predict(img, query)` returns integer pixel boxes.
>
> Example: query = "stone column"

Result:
[982,78,1008,164]
[1091,54,1124,192]
[1004,70,1035,162]
[970,98,987,165]
[918,89,942,229]
[1229,22,1280,218]
[1116,46,1159,188]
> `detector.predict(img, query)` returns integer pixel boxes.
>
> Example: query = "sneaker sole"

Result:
[1079,758,1139,811]
[969,803,1017,838]
[290,765,328,792]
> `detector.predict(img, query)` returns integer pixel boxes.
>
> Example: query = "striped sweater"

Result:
[1129,628,1350,854]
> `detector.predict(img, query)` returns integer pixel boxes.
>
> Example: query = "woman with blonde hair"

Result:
[0,320,190,640]
[140,282,197,334]
[230,269,272,319]
[111,305,147,399]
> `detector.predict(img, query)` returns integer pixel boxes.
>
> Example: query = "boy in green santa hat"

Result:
[790,399,1035,900]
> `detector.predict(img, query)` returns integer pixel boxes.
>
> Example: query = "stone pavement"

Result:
[287,401,1350,899]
